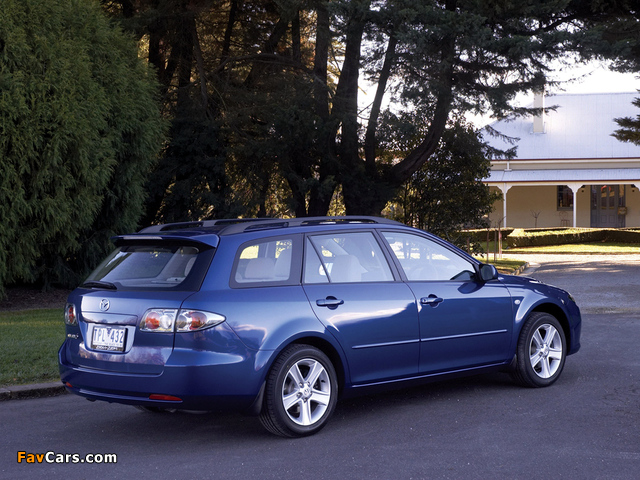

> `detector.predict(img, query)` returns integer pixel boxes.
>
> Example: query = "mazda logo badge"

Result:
[99,299,110,311]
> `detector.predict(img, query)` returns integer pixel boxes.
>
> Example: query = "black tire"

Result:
[512,312,567,388]
[260,344,338,437]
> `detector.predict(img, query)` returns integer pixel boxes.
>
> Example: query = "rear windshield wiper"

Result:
[81,281,118,290]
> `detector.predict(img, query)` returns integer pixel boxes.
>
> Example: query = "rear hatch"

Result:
[62,238,215,375]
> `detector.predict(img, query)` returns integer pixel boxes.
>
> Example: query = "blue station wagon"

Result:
[59,217,581,436]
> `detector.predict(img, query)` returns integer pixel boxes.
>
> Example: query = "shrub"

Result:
[0,0,164,294]
[505,228,640,247]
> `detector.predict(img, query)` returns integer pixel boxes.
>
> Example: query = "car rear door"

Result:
[302,230,420,385]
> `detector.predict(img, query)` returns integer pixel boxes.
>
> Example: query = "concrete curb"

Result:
[513,262,530,276]
[496,262,530,276]
[0,382,67,401]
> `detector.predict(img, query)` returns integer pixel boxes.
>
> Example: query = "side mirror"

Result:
[478,264,498,282]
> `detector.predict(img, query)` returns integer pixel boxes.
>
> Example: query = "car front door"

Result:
[381,231,514,374]
[302,231,420,385]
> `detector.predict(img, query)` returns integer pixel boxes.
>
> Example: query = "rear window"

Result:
[85,244,212,290]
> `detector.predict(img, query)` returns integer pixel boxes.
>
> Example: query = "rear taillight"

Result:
[140,309,177,332]
[176,310,225,332]
[140,309,225,333]
[64,303,77,326]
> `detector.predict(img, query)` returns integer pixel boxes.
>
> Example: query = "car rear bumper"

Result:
[58,343,264,412]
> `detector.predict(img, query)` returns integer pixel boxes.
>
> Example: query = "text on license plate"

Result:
[91,326,126,352]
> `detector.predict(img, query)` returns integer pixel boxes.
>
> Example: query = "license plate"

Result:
[91,326,126,352]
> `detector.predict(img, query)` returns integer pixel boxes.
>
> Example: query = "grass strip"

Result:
[0,309,65,387]
[474,258,527,274]
[491,259,528,274]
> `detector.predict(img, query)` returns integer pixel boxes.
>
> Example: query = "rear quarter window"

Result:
[230,236,301,288]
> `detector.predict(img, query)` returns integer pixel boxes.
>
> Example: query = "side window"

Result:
[233,237,295,285]
[304,232,393,284]
[382,232,476,281]
[303,238,329,284]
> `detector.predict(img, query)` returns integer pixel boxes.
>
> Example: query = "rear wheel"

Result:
[512,312,567,388]
[260,344,338,437]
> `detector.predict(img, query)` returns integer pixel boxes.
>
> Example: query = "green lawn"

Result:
[0,309,65,387]
[485,258,528,274]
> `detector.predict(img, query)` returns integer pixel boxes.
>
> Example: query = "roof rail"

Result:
[138,218,269,234]
[299,216,401,226]
[138,216,404,235]
[217,216,403,235]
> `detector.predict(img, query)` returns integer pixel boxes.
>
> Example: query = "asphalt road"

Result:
[507,253,640,314]
[2,256,639,479]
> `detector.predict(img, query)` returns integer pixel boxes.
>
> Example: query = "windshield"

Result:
[85,244,210,290]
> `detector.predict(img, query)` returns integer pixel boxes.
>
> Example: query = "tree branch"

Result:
[364,32,397,173]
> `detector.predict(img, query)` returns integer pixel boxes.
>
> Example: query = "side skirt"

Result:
[342,362,511,398]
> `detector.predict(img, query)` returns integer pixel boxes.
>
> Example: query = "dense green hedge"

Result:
[459,227,640,249]
[0,0,164,294]
[505,228,640,247]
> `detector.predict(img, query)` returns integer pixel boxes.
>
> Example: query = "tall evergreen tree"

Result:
[0,0,164,292]
[567,1,640,144]
[103,1,594,220]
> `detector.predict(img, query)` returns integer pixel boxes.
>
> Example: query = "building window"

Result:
[557,186,573,210]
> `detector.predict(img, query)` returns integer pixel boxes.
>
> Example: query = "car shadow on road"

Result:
[83,371,522,442]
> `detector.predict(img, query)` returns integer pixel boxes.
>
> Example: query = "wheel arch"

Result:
[288,336,347,395]
[530,302,571,348]
[247,334,347,417]
[258,339,344,436]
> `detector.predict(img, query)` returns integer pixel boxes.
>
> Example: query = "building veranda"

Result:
[484,92,640,229]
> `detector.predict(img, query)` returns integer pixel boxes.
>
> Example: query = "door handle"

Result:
[316,297,344,308]
[420,295,443,307]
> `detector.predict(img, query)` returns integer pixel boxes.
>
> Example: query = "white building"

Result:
[484,92,640,228]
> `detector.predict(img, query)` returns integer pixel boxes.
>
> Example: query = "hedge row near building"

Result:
[505,228,640,247]
[459,227,640,248]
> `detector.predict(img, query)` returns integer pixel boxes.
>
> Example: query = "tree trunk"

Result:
[364,33,397,172]
[307,0,337,217]
[332,0,371,215]
[220,0,238,66]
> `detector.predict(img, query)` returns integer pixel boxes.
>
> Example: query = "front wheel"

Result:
[260,344,338,437]
[512,312,567,388]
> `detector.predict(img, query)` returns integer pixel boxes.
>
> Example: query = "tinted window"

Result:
[86,245,203,289]
[304,232,393,283]
[382,232,476,281]
[233,238,294,285]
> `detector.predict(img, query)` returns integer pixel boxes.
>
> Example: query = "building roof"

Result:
[486,168,640,185]
[483,92,640,160]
